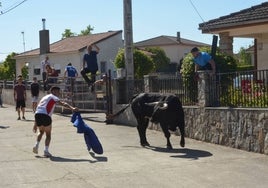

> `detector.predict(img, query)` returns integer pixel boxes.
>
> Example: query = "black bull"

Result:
[112,93,185,149]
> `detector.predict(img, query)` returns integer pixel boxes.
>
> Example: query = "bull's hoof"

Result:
[141,142,150,147]
[167,145,173,150]
[180,142,185,148]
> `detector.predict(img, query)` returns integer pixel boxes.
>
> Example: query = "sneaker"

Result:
[17,117,21,120]
[22,116,26,120]
[44,151,52,157]
[33,146,38,154]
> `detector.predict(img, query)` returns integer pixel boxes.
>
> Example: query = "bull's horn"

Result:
[145,102,159,106]
[158,102,168,110]
[145,101,168,110]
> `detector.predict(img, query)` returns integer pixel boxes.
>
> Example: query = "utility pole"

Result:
[21,31,25,52]
[123,0,134,100]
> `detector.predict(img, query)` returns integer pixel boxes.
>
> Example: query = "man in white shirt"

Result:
[41,56,50,91]
[32,86,78,157]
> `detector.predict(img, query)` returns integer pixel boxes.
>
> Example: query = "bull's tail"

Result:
[106,93,139,120]
[111,103,131,118]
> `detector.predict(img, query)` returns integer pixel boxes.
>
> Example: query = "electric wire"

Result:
[0,0,28,16]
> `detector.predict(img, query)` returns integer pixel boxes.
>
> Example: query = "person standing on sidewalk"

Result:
[32,86,79,157]
[80,44,100,92]
[30,77,40,112]
[14,75,26,120]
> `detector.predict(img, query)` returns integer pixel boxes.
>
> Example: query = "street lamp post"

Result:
[21,31,25,52]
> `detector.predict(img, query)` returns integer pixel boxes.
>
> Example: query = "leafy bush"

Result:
[114,48,154,79]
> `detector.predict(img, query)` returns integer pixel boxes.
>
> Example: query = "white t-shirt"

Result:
[41,60,50,73]
[35,94,60,117]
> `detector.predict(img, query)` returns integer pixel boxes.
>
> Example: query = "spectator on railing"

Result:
[40,56,51,91]
[64,62,78,97]
[81,43,100,92]
[191,47,216,77]
[14,75,26,120]
[45,64,59,90]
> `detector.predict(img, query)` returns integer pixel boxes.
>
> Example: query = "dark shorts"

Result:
[35,113,52,127]
[16,100,26,109]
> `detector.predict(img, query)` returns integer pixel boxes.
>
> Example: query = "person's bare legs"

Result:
[17,107,21,120]
[22,107,25,119]
[33,125,52,156]
[33,102,37,112]
[43,125,52,157]
[44,125,52,149]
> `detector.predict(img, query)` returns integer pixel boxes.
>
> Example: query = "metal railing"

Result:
[1,69,268,108]
[115,70,268,108]
[216,70,268,107]
[0,76,108,112]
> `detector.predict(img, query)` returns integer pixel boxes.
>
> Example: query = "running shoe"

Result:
[33,146,38,154]
[44,151,52,157]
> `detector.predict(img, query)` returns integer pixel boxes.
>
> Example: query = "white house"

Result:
[134,32,210,65]
[14,30,123,80]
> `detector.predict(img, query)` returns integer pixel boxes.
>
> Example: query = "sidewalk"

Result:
[0,104,268,188]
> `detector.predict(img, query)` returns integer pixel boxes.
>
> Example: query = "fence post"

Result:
[144,75,159,93]
[197,70,216,107]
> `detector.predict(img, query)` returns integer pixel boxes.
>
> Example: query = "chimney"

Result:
[177,32,181,43]
[39,18,50,55]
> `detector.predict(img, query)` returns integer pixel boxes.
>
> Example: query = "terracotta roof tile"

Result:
[199,2,268,32]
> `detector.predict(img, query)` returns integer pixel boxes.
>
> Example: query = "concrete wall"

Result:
[2,88,47,110]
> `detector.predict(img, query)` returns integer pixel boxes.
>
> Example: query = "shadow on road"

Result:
[149,146,213,160]
[0,125,10,129]
[43,155,108,163]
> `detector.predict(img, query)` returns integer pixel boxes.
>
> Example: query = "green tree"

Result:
[237,47,252,66]
[79,25,94,35]
[114,48,154,79]
[145,47,170,72]
[61,29,76,39]
[0,52,17,80]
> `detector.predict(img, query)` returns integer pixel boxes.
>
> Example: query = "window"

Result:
[34,68,40,75]
[33,65,41,75]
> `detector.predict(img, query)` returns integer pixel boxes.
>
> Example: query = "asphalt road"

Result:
[0,104,268,188]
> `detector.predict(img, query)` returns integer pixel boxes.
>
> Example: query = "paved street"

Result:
[0,104,268,188]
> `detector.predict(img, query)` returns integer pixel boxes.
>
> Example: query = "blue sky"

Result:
[0,0,266,61]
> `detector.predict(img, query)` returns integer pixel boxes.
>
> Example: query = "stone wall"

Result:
[114,104,268,155]
[184,106,268,155]
[113,72,268,155]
